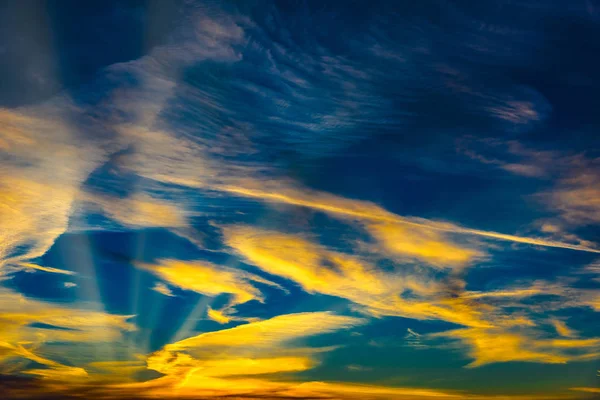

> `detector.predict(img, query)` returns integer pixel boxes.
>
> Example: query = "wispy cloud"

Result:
[152,282,175,297]
[17,262,75,276]
[223,225,494,328]
[137,259,285,313]
[0,288,135,381]
[216,182,600,254]
[435,327,600,367]
[552,319,577,338]
[2,1,599,397]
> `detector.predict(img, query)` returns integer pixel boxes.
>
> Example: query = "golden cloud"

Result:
[137,259,284,309]
[436,327,600,367]
[223,225,494,327]
[551,320,577,338]
[216,181,600,254]
[164,311,364,355]
[0,288,137,386]
[365,222,480,268]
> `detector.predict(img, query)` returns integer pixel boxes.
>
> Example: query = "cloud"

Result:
[81,192,188,229]
[459,139,600,238]
[147,353,314,379]
[464,290,542,300]
[570,387,600,394]
[542,163,600,226]
[486,100,542,125]
[206,307,231,324]
[164,311,364,355]
[221,224,596,369]
[216,181,600,254]
[435,328,566,367]
[436,327,600,367]
[0,288,136,382]
[0,174,86,272]
[283,381,461,399]
[0,3,253,278]
[152,282,175,297]
[552,319,577,338]
[2,2,599,397]
[0,104,112,277]
[346,364,373,371]
[137,259,284,310]
[100,312,367,398]
[13,345,88,381]
[223,225,497,328]
[366,222,480,268]
[17,262,75,276]
[63,282,77,288]
[95,311,473,400]
[407,328,421,337]
[86,360,147,383]
[0,289,135,345]
[225,225,598,334]
[108,375,464,400]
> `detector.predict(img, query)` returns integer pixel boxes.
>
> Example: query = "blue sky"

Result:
[0,1,599,399]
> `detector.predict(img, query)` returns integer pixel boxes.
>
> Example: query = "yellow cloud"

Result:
[17,262,75,276]
[164,311,364,355]
[366,222,480,268]
[551,320,577,338]
[13,345,88,381]
[570,387,600,394]
[0,107,107,275]
[121,312,366,396]
[437,327,600,367]
[88,360,146,376]
[99,311,471,400]
[436,328,568,367]
[544,338,600,348]
[223,226,493,327]
[285,381,461,399]
[216,181,600,254]
[0,288,135,375]
[154,355,314,378]
[207,307,231,324]
[113,375,464,399]
[464,287,544,299]
[137,259,284,308]
[223,225,434,296]
[0,176,79,269]
[587,295,600,312]
[224,225,600,369]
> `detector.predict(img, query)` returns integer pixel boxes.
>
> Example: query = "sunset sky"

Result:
[0,1,599,399]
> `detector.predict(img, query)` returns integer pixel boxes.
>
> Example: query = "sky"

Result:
[0,0,599,399]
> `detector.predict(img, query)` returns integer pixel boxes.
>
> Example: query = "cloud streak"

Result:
[217,182,600,253]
